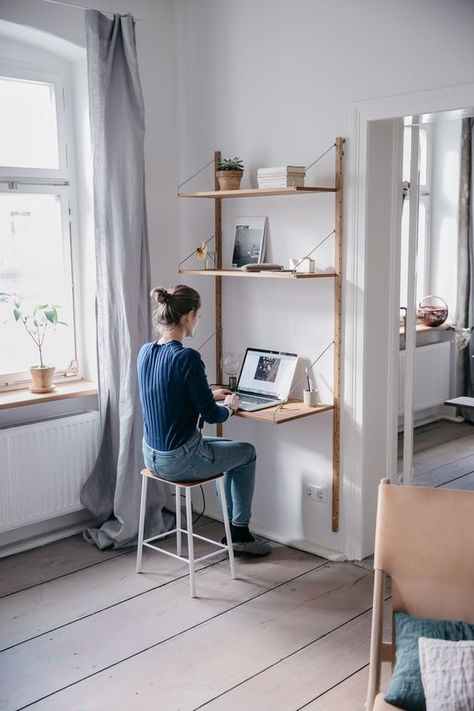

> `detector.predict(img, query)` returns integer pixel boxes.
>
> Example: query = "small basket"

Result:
[416,295,448,327]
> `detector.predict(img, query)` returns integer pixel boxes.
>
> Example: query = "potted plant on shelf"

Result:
[0,293,66,393]
[216,157,244,191]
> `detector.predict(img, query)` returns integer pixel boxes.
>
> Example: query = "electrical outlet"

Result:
[304,484,328,504]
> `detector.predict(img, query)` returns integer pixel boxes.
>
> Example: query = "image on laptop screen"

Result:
[237,348,298,400]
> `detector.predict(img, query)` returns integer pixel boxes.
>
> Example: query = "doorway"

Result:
[398,109,474,491]
[345,83,474,561]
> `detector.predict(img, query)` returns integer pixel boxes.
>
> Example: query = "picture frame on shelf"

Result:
[231,216,267,268]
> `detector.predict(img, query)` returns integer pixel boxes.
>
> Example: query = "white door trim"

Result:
[344,82,474,561]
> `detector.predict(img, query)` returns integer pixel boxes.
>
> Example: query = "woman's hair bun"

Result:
[151,287,171,304]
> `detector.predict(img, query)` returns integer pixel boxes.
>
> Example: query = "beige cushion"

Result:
[373,693,403,710]
[419,638,474,711]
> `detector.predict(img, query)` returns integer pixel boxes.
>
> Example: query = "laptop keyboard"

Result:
[239,394,275,405]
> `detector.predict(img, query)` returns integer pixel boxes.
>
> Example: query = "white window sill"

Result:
[0,380,98,411]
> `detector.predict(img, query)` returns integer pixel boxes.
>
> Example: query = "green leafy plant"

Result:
[218,157,244,172]
[0,293,66,368]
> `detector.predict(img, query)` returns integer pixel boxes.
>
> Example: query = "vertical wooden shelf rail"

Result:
[214,151,223,438]
[332,137,344,532]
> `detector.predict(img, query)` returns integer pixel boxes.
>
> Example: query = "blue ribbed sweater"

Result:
[137,340,229,451]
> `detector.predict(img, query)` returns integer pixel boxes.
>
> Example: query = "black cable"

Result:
[193,485,206,525]
[174,484,206,526]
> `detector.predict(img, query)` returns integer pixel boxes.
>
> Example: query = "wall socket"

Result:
[304,484,328,504]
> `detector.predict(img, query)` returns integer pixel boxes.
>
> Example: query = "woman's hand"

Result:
[224,393,241,411]
[212,387,234,401]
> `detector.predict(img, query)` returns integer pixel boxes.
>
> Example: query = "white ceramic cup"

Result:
[289,257,315,273]
[303,389,318,406]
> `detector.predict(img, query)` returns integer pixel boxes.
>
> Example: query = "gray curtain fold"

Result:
[455,117,474,422]
[80,10,174,548]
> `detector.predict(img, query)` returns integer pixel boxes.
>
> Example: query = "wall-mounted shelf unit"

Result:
[178,269,337,279]
[178,137,344,531]
[235,400,334,425]
[178,186,336,199]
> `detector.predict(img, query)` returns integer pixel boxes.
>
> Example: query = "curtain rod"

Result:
[42,0,143,21]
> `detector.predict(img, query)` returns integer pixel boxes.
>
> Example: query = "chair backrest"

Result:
[374,480,474,623]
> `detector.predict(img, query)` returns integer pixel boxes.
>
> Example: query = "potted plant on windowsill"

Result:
[0,293,66,393]
[216,157,244,191]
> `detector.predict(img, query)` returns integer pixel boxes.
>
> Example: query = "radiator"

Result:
[398,342,451,416]
[0,411,101,533]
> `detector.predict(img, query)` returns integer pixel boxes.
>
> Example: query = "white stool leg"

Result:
[218,477,236,580]
[176,484,182,557]
[185,488,196,598]
[136,475,148,573]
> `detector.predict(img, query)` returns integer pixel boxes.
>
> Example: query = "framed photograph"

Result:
[231,216,267,268]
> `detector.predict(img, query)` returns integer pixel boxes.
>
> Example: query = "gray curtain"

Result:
[80,10,174,548]
[455,118,474,422]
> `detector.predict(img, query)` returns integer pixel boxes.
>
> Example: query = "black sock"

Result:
[222,524,255,544]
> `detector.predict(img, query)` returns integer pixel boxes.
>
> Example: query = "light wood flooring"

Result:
[399,420,474,489]
[0,520,390,711]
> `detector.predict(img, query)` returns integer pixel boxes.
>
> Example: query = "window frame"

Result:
[0,57,82,391]
[400,123,433,308]
[0,59,69,181]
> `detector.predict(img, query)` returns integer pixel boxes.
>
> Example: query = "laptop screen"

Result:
[236,348,298,399]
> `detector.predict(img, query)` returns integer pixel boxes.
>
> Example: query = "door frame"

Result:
[344,82,474,561]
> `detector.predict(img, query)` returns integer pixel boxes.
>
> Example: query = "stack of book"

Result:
[257,165,306,189]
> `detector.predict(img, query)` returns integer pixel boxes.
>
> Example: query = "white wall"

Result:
[175,0,474,558]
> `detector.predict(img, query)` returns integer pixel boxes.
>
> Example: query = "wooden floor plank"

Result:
[412,435,474,476]
[413,452,474,487]
[199,599,392,711]
[0,520,238,650]
[302,663,392,711]
[439,470,474,490]
[0,545,325,710]
[0,534,124,597]
[17,563,373,711]
[199,612,371,711]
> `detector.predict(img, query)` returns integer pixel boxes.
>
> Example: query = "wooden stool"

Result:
[136,468,236,598]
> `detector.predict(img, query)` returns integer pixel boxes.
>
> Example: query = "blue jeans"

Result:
[142,429,256,526]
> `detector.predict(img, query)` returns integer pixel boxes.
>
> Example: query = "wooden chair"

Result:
[136,468,236,598]
[367,478,474,710]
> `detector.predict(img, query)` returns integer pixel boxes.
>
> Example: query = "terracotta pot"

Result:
[216,170,243,191]
[29,366,56,393]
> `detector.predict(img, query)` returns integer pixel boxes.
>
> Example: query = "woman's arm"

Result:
[181,350,230,424]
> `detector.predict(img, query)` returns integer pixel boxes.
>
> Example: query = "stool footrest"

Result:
[143,530,228,549]
[143,541,228,565]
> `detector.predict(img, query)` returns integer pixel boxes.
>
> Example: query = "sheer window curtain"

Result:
[455,117,474,423]
[80,10,174,548]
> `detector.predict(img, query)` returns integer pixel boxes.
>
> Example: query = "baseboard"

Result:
[0,509,97,558]
[203,504,346,562]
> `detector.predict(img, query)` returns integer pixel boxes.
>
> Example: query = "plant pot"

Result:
[29,366,56,393]
[216,170,243,191]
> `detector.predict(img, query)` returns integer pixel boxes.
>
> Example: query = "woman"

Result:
[137,284,271,557]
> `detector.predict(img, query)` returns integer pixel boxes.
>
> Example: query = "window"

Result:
[0,62,78,388]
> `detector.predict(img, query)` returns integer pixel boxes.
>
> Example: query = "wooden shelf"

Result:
[235,399,334,424]
[179,269,337,279]
[0,379,98,411]
[178,186,337,199]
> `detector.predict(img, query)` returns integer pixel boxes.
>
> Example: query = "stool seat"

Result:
[136,467,236,598]
[140,467,223,487]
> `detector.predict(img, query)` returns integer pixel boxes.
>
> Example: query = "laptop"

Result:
[235,348,298,411]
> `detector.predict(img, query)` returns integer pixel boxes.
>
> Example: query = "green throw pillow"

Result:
[384,611,474,711]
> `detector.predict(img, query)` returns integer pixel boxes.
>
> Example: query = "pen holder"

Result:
[303,389,318,407]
